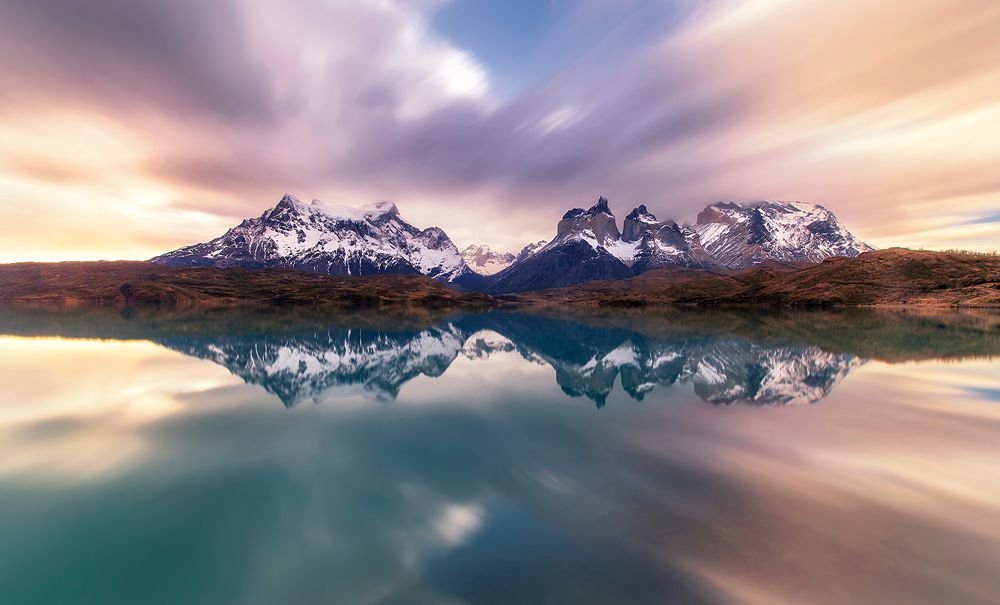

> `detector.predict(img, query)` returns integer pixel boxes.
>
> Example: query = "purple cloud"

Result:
[0,0,997,259]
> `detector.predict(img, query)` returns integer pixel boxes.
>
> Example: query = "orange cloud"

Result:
[0,0,996,261]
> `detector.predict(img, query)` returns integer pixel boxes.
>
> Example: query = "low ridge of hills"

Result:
[0,248,996,309]
[0,261,493,309]
[512,248,1000,308]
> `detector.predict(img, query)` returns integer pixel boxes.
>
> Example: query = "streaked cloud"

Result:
[0,0,996,260]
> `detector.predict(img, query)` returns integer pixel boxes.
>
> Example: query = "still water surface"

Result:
[0,307,998,604]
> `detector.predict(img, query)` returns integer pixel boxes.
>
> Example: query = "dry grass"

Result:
[513,248,1000,308]
[0,261,495,309]
[2,249,997,311]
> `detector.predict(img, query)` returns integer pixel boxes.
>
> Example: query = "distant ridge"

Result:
[460,244,515,275]
[513,248,1000,308]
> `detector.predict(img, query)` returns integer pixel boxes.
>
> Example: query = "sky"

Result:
[0,0,998,261]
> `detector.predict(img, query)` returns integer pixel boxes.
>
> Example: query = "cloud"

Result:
[0,0,997,260]
[0,0,279,121]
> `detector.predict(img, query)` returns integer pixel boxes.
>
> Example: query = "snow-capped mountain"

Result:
[485,196,872,293]
[692,201,874,268]
[153,194,470,281]
[461,244,515,275]
[152,193,871,292]
[544,196,722,270]
[512,240,548,264]
[483,198,633,293]
[622,204,720,272]
[156,312,862,407]
[484,197,713,293]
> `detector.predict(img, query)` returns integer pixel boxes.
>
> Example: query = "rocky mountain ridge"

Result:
[151,193,873,293]
[484,197,873,293]
[153,194,472,282]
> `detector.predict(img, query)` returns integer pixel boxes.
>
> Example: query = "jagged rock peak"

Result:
[557,196,621,242]
[625,204,656,222]
[590,196,612,215]
[562,196,613,220]
[268,193,302,216]
[622,203,665,243]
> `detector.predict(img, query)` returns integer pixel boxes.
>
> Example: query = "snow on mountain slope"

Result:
[511,197,723,274]
[621,205,721,272]
[152,193,872,292]
[486,197,718,293]
[153,194,469,281]
[491,197,874,293]
[693,201,873,268]
[512,240,548,264]
[461,244,515,275]
[545,198,872,272]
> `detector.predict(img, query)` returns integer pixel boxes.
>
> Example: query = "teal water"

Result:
[0,307,998,604]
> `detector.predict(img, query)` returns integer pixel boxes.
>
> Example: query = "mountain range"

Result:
[153,195,470,281]
[153,194,873,293]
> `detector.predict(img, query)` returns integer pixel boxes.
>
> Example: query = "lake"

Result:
[0,306,998,604]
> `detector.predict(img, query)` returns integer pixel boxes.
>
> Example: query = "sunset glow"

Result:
[0,0,997,260]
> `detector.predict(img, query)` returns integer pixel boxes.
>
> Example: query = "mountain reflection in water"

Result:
[1,306,999,605]
[2,307,996,409]
[157,315,859,407]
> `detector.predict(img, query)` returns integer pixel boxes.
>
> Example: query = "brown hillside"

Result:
[513,249,1000,307]
[0,261,495,309]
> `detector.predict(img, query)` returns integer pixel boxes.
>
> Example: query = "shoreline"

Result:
[1,248,998,310]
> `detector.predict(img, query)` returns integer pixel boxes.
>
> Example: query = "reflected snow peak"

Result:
[157,314,862,407]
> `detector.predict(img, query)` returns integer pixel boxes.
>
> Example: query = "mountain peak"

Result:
[625,204,655,222]
[461,243,515,275]
[511,240,548,265]
[622,204,666,243]
[557,196,621,243]
[561,196,613,221]
[265,193,309,221]
[365,200,400,217]
[154,196,468,281]
[692,200,873,268]
[589,196,612,215]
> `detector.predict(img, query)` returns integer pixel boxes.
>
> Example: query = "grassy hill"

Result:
[513,249,1000,308]
[0,261,494,309]
[1,249,996,310]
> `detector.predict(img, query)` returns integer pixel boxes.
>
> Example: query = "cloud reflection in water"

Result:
[0,308,998,604]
